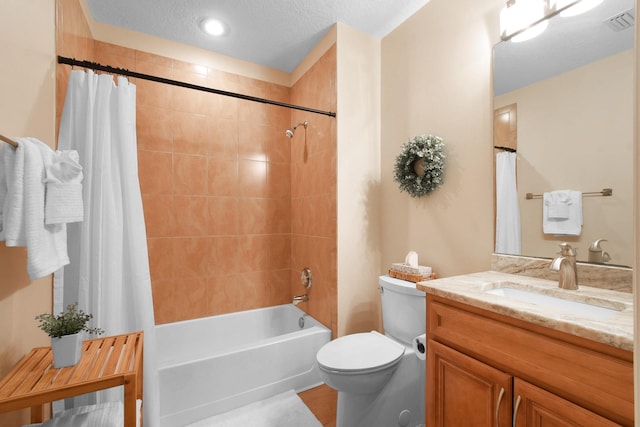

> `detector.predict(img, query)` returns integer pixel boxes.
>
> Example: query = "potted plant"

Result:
[35,303,103,368]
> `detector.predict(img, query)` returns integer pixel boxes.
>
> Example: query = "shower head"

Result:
[285,121,308,138]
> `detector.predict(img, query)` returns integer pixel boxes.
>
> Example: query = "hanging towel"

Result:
[2,137,70,279]
[44,150,84,224]
[2,137,26,246]
[545,190,571,219]
[543,190,582,236]
[495,151,521,254]
[0,143,9,241]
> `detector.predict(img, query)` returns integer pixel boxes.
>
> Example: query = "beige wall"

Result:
[380,0,501,278]
[0,1,56,425]
[336,23,383,335]
[496,50,634,266]
[634,0,639,420]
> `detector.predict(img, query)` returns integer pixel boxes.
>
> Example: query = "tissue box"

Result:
[389,264,436,283]
[388,269,436,283]
[390,263,432,275]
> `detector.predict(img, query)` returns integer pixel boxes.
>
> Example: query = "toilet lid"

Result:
[316,331,405,373]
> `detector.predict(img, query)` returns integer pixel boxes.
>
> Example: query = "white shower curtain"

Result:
[56,70,160,426]
[495,151,521,255]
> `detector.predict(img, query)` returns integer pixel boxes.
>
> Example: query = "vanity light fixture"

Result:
[500,0,599,42]
[558,0,604,16]
[201,18,228,37]
[511,19,549,42]
[500,0,547,41]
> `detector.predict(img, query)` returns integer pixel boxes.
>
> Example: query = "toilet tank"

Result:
[379,275,426,345]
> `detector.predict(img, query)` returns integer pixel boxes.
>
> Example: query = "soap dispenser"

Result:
[588,239,611,264]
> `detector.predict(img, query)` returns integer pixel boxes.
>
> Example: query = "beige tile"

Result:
[174,196,208,237]
[173,153,207,195]
[137,105,173,152]
[173,237,209,279]
[142,194,174,237]
[138,150,173,194]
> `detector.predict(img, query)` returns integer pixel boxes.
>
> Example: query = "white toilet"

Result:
[316,275,426,427]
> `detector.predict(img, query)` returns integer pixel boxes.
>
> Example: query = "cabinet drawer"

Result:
[427,296,633,426]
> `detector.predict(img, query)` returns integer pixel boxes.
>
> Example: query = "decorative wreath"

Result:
[393,134,446,198]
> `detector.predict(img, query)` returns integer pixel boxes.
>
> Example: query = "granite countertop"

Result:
[417,271,633,352]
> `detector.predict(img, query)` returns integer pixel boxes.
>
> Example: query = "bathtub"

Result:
[156,304,331,427]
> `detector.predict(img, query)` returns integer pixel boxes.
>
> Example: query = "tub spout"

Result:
[293,294,309,305]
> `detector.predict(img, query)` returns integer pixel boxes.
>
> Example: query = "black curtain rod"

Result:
[494,145,516,153]
[57,56,337,118]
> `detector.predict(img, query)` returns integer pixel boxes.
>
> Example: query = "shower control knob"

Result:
[301,267,312,289]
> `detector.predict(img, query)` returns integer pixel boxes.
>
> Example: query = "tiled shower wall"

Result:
[290,49,338,335]
[56,0,337,332]
[97,44,294,324]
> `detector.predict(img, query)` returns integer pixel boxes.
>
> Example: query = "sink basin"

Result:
[484,287,623,320]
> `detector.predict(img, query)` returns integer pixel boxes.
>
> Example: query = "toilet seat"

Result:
[316,331,405,374]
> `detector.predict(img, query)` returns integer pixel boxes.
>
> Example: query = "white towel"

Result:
[44,150,84,224]
[543,190,582,236]
[545,190,570,219]
[2,138,26,246]
[3,137,70,279]
[0,143,9,241]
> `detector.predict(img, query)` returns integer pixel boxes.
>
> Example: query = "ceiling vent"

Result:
[604,9,635,32]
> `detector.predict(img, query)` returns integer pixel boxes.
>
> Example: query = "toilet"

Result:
[316,275,426,427]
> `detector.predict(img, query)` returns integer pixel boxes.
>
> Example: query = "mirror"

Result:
[493,0,634,267]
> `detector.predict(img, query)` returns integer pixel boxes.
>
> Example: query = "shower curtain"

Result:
[56,70,160,426]
[495,151,521,254]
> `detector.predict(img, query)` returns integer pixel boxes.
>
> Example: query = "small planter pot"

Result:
[51,333,83,368]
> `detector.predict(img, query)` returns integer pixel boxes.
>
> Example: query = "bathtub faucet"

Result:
[293,294,309,305]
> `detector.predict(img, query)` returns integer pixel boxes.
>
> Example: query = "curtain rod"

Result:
[57,56,337,118]
[494,145,516,153]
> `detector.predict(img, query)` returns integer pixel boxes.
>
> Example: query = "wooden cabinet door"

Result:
[513,379,622,427]
[494,103,517,151]
[427,340,512,427]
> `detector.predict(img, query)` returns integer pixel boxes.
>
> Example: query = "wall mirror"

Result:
[493,0,634,267]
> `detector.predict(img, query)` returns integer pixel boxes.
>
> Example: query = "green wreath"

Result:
[393,134,446,198]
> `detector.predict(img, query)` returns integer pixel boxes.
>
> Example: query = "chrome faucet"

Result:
[549,242,578,290]
[293,294,309,305]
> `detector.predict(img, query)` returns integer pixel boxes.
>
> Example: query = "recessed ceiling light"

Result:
[201,18,227,37]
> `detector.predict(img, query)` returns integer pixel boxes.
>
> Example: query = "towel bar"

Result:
[0,134,18,147]
[525,188,613,200]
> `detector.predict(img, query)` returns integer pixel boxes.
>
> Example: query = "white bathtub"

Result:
[156,304,331,427]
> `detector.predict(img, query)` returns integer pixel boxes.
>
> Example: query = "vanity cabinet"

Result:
[428,339,512,426]
[513,378,620,426]
[426,295,633,427]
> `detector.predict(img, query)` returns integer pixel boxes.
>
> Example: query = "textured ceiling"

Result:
[86,0,430,73]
